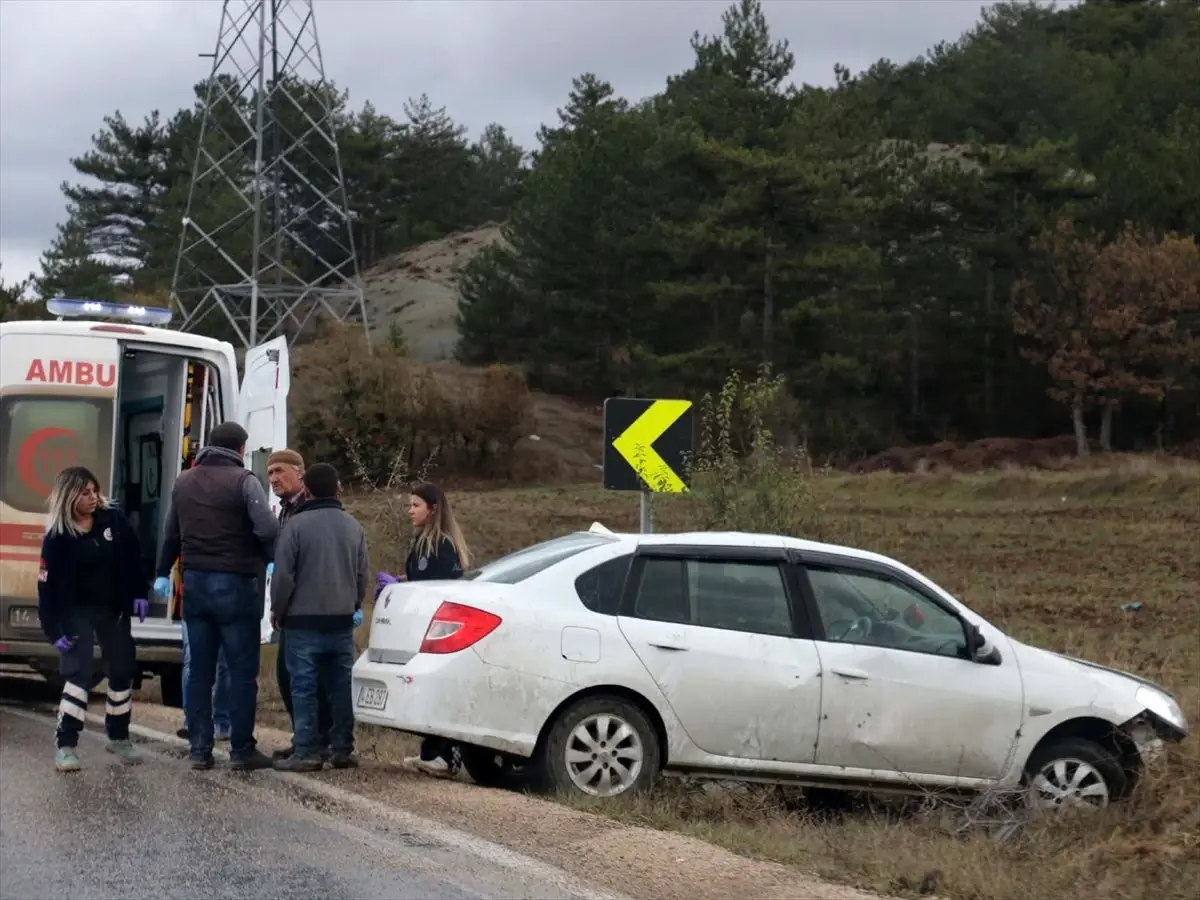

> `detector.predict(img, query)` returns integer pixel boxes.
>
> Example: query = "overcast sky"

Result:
[1,0,1000,288]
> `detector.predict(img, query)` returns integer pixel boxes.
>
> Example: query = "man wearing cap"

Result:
[266,449,333,761]
[155,421,278,772]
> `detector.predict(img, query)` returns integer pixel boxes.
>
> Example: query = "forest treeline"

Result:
[3,0,1198,458]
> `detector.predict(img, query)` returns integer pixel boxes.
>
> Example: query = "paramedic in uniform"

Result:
[37,467,150,772]
[266,448,333,761]
[154,421,277,771]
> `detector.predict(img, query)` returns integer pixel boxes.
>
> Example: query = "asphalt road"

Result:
[0,680,611,900]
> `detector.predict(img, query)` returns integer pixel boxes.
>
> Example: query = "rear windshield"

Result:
[0,395,114,514]
[466,533,617,585]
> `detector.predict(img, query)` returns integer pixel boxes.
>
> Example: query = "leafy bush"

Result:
[680,365,827,539]
[291,324,533,485]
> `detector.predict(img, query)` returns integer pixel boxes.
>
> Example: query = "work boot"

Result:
[273,754,323,773]
[105,739,144,765]
[229,750,273,772]
[330,753,359,770]
[55,747,82,773]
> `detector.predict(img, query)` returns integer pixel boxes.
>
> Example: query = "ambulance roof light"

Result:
[46,298,173,326]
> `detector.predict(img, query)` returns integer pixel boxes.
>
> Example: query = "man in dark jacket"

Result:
[265,448,332,761]
[270,463,369,771]
[155,421,278,771]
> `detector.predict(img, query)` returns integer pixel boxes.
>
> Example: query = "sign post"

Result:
[602,398,694,533]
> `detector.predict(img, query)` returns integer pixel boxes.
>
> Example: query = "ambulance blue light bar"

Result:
[47,298,173,326]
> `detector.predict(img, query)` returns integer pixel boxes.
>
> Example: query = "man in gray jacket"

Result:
[269,462,369,771]
[155,421,278,771]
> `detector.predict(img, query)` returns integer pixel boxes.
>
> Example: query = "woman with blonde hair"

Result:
[374,481,472,775]
[37,466,150,772]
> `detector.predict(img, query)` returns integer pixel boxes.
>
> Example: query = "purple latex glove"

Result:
[133,598,150,622]
[54,635,75,653]
[374,571,399,601]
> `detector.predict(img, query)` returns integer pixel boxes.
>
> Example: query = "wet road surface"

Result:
[0,685,607,900]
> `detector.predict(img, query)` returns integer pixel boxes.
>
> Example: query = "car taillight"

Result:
[419,601,502,654]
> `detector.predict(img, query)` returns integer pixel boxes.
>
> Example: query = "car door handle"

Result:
[648,641,688,652]
[831,667,869,681]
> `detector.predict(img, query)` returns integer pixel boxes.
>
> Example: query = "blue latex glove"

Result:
[153,576,171,598]
[353,608,364,627]
[374,571,398,601]
[53,635,75,653]
[266,562,275,578]
[133,598,150,622]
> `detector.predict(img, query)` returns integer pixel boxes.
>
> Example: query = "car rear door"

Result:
[614,542,823,764]
[236,336,290,643]
[0,331,120,646]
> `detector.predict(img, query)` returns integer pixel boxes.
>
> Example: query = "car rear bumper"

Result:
[351,650,542,758]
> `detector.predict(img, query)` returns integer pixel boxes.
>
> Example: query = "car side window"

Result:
[574,554,633,616]
[631,557,793,637]
[805,566,966,659]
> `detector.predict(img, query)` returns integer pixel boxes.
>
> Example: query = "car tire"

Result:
[1023,736,1128,810]
[537,695,660,799]
[159,664,184,710]
[459,745,530,790]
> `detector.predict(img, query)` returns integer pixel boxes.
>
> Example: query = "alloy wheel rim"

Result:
[565,713,644,797]
[1028,757,1111,810]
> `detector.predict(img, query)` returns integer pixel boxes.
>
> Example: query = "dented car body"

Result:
[352,526,1188,804]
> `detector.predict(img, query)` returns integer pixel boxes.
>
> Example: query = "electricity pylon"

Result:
[170,0,367,349]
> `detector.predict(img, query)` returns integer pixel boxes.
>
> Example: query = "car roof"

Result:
[592,527,898,568]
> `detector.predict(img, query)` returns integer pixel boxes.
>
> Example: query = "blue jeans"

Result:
[283,627,354,759]
[182,570,261,762]
[182,620,231,735]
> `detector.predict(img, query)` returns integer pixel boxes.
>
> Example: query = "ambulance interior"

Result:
[112,350,220,621]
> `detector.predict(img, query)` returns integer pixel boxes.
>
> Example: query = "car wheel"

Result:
[538,695,659,799]
[1024,736,1128,810]
[159,664,184,709]
[459,745,530,790]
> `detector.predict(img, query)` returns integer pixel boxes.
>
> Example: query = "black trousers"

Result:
[56,607,137,749]
[275,628,332,747]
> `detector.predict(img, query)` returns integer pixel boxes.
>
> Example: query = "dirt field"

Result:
[144,464,1199,900]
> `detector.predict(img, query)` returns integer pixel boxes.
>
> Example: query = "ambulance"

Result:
[0,299,289,706]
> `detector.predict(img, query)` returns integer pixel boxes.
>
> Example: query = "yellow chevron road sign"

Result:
[603,398,694,493]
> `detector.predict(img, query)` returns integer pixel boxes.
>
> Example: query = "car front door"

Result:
[796,555,1024,780]
[615,545,823,764]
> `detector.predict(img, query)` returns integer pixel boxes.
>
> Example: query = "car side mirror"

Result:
[964,622,1002,665]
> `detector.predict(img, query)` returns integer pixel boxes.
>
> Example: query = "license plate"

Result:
[356,684,388,711]
[8,607,39,629]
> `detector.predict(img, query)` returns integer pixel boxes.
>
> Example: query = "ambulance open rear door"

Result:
[236,336,291,644]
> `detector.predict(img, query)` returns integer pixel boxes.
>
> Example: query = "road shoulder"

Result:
[129,702,882,900]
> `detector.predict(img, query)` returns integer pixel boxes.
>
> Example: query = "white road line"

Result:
[4,706,627,900]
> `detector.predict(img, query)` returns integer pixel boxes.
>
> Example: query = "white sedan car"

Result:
[352,525,1187,807]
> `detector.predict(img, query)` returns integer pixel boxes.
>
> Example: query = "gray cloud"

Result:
[0,0,992,287]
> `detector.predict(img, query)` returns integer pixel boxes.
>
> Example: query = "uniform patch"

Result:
[417,556,428,572]
[102,527,113,541]
[38,557,48,582]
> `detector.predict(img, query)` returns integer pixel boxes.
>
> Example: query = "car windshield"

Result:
[465,532,617,585]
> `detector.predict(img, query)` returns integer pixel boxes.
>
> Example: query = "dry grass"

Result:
[193,464,1198,900]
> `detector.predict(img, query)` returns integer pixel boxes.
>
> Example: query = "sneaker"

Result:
[271,745,294,761]
[55,747,82,773]
[105,739,144,765]
[190,756,215,771]
[273,754,323,773]
[330,753,359,770]
[229,750,273,772]
[405,755,451,777]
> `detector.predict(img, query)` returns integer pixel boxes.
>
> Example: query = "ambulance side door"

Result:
[236,336,290,644]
